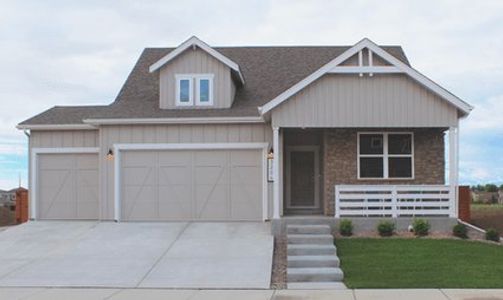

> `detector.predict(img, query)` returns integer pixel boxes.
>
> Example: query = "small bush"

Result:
[377,220,395,237]
[412,219,430,236]
[453,224,468,239]
[339,219,353,236]
[485,228,501,242]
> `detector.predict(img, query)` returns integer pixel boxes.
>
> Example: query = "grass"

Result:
[471,204,503,235]
[337,238,503,288]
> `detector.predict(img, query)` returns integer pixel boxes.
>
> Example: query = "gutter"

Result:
[82,116,265,125]
[16,124,97,130]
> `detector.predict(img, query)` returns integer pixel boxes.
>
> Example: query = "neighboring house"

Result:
[0,189,17,207]
[18,37,472,227]
[472,191,503,204]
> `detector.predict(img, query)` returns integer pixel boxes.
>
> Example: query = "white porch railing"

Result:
[335,185,455,218]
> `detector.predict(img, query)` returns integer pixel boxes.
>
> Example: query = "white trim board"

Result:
[258,38,473,115]
[17,124,96,130]
[149,36,245,85]
[30,147,100,220]
[83,116,265,125]
[113,142,270,222]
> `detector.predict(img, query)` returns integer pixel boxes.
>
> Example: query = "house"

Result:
[18,37,472,231]
[0,189,17,207]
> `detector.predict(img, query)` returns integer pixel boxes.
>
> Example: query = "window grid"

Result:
[357,132,414,180]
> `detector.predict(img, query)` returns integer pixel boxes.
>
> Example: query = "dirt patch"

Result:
[0,206,15,227]
[270,236,287,289]
[471,206,503,236]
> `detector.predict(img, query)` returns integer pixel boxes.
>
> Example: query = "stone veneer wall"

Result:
[323,128,446,216]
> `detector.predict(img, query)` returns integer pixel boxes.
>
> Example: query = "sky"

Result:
[0,0,502,189]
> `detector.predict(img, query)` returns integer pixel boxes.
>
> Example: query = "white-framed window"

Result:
[175,75,193,106]
[196,75,214,106]
[357,132,414,179]
[175,74,214,107]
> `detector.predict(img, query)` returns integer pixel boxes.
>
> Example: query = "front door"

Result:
[285,146,320,212]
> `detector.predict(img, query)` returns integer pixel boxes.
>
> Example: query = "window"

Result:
[196,76,213,106]
[175,74,213,107]
[358,132,413,179]
[176,75,193,106]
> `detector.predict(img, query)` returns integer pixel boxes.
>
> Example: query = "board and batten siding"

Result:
[99,124,272,220]
[271,74,458,128]
[30,130,99,148]
[159,48,236,109]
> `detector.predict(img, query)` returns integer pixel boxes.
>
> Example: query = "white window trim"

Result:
[357,132,414,180]
[175,75,194,106]
[175,74,214,107]
[195,74,214,106]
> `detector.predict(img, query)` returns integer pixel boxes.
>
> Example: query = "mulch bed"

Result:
[270,236,287,289]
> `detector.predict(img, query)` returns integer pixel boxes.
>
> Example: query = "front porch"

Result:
[270,126,460,228]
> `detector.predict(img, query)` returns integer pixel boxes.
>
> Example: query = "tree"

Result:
[485,184,498,192]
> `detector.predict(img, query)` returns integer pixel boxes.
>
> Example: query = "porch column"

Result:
[449,126,459,218]
[273,126,280,219]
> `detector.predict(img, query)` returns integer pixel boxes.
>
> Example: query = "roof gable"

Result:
[148,36,245,85]
[259,38,473,116]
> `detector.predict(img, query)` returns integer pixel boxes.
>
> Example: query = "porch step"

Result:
[287,282,347,290]
[287,267,344,282]
[288,255,340,268]
[287,224,331,234]
[287,234,333,245]
[287,244,337,256]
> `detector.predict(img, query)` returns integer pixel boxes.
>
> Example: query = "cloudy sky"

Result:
[0,0,502,189]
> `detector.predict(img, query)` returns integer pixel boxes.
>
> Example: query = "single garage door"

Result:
[37,153,99,220]
[120,149,263,221]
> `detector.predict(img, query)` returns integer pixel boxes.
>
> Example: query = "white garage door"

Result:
[120,149,264,221]
[37,153,99,220]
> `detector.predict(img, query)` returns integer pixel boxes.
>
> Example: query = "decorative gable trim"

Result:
[149,36,245,85]
[258,38,473,116]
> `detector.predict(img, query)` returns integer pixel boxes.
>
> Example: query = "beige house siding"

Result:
[271,74,458,128]
[30,130,99,148]
[99,124,272,220]
[322,128,445,216]
[159,48,235,109]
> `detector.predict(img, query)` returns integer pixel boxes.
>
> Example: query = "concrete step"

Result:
[287,234,333,245]
[287,244,337,256]
[287,282,347,290]
[287,255,340,268]
[287,224,331,234]
[287,267,344,282]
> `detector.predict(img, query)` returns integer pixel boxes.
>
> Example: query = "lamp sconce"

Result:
[267,149,274,182]
[106,149,114,161]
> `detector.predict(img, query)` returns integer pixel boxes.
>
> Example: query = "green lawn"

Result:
[337,238,503,288]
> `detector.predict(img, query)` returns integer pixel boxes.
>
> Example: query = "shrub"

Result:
[339,219,353,236]
[412,219,430,236]
[377,220,395,237]
[485,228,500,242]
[453,224,468,239]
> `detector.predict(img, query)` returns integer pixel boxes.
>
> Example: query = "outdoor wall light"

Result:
[106,149,114,161]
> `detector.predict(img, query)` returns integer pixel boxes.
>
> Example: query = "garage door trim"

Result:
[113,143,269,222]
[30,147,100,220]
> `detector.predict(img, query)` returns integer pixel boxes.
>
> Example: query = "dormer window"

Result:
[176,74,213,107]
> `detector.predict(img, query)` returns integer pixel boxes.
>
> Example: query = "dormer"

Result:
[149,36,244,109]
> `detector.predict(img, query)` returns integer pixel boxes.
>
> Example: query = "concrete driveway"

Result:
[0,221,273,289]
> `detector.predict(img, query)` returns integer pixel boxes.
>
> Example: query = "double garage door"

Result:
[37,153,99,220]
[120,149,264,221]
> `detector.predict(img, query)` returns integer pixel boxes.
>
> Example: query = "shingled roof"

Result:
[19,45,409,126]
